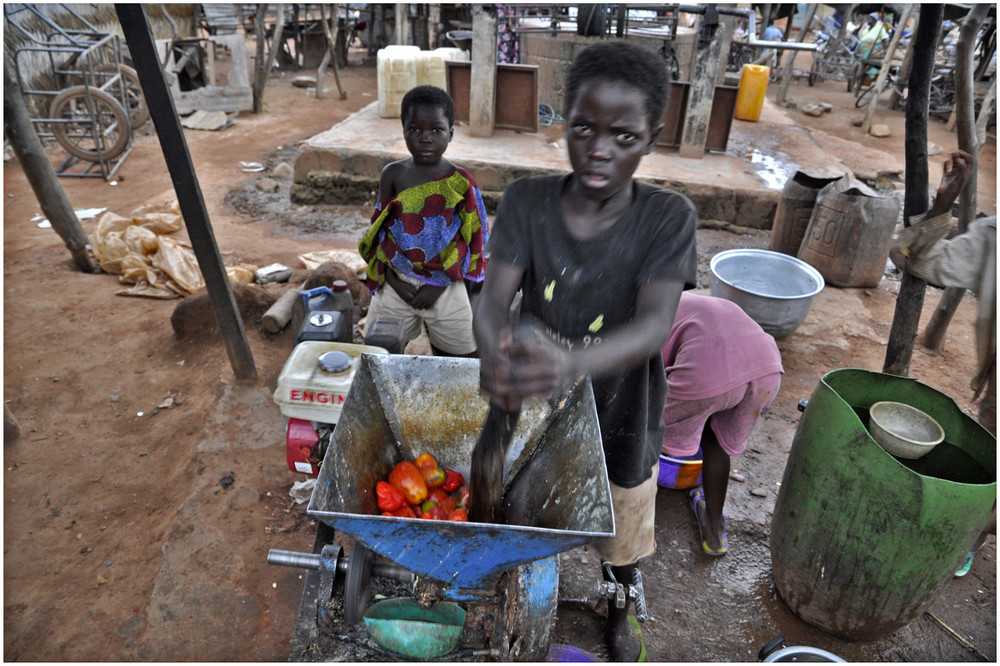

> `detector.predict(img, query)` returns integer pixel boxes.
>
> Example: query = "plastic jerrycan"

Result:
[734,64,770,122]
[292,286,351,344]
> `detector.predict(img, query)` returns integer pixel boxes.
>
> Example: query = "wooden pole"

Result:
[3,52,97,273]
[883,4,942,376]
[918,4,989,352]
[470,4,497,138]
[317,4,347,100]
[862,4,913,134]
[116,4,257,382]
[679,7,725,158]
[776,4,817,106]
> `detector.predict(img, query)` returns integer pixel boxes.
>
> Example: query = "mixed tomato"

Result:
[376,451,470,521]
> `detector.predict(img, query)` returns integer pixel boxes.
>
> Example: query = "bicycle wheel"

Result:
[49,86,132,162]
[96,64,149,129]
[855,82,876,107]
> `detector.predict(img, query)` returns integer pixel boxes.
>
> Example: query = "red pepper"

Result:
[388,461,428,505]
[448,508,469,521]
[376,481,405,512]
[442,469,464,493]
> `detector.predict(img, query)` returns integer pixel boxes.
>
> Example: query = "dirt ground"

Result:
[3,44,996,662]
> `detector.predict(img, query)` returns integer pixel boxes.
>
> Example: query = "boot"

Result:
[604,563,641,662]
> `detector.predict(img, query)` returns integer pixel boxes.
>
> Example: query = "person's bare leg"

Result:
[697,427,729,551]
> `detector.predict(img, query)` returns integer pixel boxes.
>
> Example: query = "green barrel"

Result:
[770,368,996,640]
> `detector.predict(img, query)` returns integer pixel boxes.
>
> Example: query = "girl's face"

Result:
[403,103,453,165]
[565,79,659,201]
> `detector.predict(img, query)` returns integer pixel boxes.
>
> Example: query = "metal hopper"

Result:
[307,353,614,590]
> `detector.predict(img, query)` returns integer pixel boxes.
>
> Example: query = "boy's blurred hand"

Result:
[479,324,571,412]
[410,284,445,309]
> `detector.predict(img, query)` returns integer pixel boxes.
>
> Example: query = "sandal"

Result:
[689,487,728,557]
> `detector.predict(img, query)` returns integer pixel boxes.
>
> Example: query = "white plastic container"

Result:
[377,45,420,118]
[416,48,469,89]
[273,341,388,423]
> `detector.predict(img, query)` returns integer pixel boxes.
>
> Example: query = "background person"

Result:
[359,85,488,357]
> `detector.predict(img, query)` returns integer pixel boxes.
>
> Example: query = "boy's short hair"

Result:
[564,41,669,128]
[401,85,456,127]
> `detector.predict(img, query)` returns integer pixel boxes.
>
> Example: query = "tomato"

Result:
[442,468,464,493]
[421,499,438,514]
[388,461,428,504]
[414,452,446,488]
[414,452,439,471]
[448,508,469,521]
[391,505,416,518]
[429,488,456,514]
[376,481,405,512]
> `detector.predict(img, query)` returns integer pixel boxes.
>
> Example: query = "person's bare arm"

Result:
[503,277,685,399]
[473,258,523,410]
[927,150,972,218]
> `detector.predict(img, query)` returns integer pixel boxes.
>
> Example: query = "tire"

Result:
[808,59,820,86]
[847,62,860,93]
[855,83,875,108]
[576,4,607,36]
[96,64,149,129]
[49,86,132,162]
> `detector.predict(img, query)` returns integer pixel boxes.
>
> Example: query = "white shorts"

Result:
[367,280,477,355]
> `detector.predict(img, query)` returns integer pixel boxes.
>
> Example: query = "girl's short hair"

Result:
[564,41,670,127]
[401,85,456,127]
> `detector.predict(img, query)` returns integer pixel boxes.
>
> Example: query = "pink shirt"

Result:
[662,292,784,401]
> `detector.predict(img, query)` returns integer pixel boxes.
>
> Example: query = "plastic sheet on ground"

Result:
[88,197,256,298]
[298,249,366,276]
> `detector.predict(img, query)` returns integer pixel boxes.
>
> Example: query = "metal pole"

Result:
[115,4,258,382]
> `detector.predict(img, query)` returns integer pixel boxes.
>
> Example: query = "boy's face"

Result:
[403,103,453,165]
[565,79,660,201]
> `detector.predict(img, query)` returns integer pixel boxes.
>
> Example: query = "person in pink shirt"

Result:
[661,292,784,556]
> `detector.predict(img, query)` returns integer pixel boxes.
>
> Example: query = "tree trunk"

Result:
[252,4,285,113]
[918,4,989,352]
[317,4,347,101]
[883,3,942,376]
[3,52,97,273]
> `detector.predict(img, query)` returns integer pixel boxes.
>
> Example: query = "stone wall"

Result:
[519,30,699,116]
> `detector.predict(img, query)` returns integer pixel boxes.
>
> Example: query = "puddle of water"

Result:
[748,149,796,191]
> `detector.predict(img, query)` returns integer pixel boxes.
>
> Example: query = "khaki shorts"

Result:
[595,464,658,566]
[367,280,477,355]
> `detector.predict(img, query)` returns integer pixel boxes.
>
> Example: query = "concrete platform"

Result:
[290,96,904,228]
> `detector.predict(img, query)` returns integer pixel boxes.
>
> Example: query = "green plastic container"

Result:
[771,368,995,640]
[363,597,466,658]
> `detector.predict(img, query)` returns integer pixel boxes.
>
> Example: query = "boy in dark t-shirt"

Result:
[474,42,697,661]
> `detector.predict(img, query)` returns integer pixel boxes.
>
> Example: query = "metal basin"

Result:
[710,248,824,338]
[307,354,614,590]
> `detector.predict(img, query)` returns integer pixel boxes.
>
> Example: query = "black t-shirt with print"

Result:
[488,174,698,487]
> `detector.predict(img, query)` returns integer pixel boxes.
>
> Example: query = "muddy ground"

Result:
[4,43,996,662]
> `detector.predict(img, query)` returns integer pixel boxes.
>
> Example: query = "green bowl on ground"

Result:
[363,597,466,659]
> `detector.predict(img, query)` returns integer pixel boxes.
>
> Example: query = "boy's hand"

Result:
[385,270,417,302]
[410,284,445,310]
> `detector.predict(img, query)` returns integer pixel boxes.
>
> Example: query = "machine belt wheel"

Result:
[344,541,374,625]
